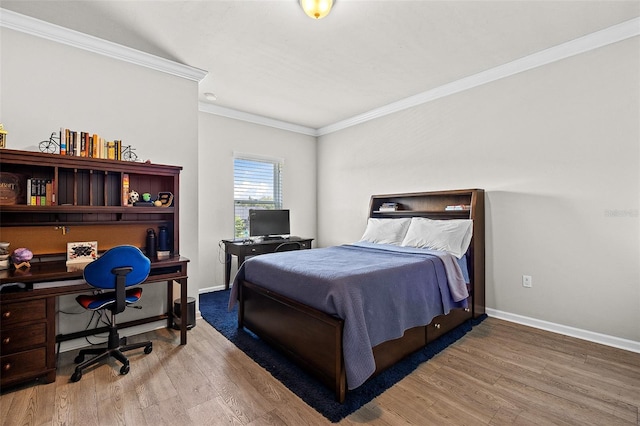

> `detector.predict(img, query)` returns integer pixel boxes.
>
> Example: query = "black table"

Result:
[222,238,313,289]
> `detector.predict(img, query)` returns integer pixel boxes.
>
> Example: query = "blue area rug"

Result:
[199,289,485,423]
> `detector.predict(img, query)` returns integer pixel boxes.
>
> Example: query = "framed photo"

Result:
[66,241,98,263]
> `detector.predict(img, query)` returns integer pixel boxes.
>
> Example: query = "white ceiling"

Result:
[2,1,639,130]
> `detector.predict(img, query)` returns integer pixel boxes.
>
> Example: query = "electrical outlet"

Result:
[522,275,532,288]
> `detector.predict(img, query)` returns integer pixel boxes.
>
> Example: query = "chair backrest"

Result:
[83,245,151,290]
[274,241,302,253]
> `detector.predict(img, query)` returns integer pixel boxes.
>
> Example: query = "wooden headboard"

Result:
[368,189,485,318]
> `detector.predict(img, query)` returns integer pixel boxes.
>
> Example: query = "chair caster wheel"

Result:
[71,371,82,382]
[74,354,84,363]
[120,364,130,375]
[144,344,153,354]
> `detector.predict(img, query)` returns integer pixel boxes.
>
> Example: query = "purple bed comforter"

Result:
[228,242,468,389]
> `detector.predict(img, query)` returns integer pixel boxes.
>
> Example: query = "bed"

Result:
[229,189,485,403]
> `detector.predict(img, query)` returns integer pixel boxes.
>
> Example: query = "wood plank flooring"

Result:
[1,317,638,425]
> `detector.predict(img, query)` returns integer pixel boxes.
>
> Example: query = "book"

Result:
[122,173,130,206]
[30,178,37,206]
[92,134,99,158]
[378,202,399,212]
[74,131,80,156]
[80,132,87,157]
[26,178,31,205]
[107,141,115,160]
[45,180,53,206]
[60,127,66,155]
[445,205,471,211]
[39,179,46,205]
[0,172,25,205]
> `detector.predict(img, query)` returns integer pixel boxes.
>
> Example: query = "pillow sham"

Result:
[401,217,473,258]
[359,218,411,246]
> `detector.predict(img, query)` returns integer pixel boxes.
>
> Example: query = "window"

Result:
[234,154,283,238]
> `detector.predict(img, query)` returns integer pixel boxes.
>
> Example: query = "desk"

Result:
[223,238,313,289]
[0,256,189,389]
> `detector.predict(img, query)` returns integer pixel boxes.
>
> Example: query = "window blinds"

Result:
[233,154,283,237]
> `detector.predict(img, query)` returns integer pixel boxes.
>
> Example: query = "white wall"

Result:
[0,28,200,341]
[3,18,637,350]
[197,113,317,291]
[317,38,640,343]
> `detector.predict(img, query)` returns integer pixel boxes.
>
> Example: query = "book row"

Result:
[59,128,124,160]
[27,178,55,206]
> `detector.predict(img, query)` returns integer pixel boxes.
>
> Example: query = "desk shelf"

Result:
[0,149,181,256]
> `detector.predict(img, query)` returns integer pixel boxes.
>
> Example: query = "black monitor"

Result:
[249,209,290,238]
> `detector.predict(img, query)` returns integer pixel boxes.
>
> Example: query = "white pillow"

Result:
[401,217,473,258]
[360,218,411,246]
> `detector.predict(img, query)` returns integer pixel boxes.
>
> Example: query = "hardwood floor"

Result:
[2,317,638,425]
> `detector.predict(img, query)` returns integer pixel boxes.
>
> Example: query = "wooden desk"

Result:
[222,238,313,289]
[0,256,189,389]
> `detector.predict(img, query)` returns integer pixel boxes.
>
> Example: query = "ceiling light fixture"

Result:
[204,92,217,101]
[300,0,334,20]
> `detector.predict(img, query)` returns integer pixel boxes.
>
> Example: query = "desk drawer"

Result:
[1,323,47,354]
[1,299,47,326]
[1,347,47,383]
[250,241,312,254]
[246,245,276,256]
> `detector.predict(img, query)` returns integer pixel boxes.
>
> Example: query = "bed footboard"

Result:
[239,280,347,402]
[238,280,472,403]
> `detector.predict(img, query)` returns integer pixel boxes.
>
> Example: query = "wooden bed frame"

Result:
[237,189,485,403]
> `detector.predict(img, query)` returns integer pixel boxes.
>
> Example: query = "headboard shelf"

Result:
[368,189,485,317]
[369,189,481,218]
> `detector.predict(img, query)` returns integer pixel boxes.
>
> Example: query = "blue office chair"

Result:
[70,245,153,382]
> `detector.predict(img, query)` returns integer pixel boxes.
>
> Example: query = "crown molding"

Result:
[2,8,636,136]
[317,17,640,136]
[0,8,207,82]
[198,102,318,136]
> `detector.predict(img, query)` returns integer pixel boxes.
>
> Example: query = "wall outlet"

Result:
[522,275,532,288]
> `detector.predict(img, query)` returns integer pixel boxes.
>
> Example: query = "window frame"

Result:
[233,153,284,238]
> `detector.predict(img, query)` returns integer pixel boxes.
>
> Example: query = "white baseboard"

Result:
[199,285,227,294]
[486,308,640,354]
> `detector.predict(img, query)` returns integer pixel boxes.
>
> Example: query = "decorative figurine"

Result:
[39,132,60,154]
[128,190,140,204]
[0,124,7,149]
[12,247,33,269]
[157,192,173,207]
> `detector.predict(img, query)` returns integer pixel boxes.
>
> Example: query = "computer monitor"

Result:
[249,209,290,238]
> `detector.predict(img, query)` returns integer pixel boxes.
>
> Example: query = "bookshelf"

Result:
[0,149,181,258]
[369,189,481,220]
